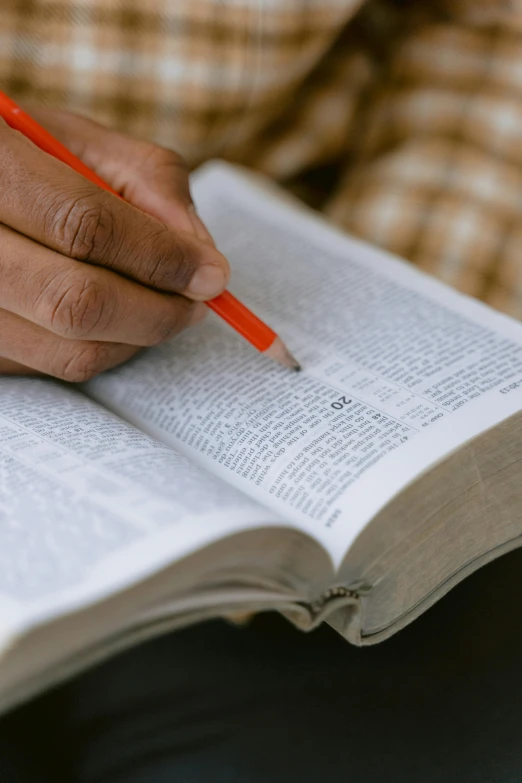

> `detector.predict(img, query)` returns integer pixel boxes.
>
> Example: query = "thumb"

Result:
[28,107,215,243]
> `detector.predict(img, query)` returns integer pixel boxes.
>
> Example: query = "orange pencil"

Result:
[0,92,300,371]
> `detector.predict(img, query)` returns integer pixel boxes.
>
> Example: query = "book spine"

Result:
[303,580,371,624]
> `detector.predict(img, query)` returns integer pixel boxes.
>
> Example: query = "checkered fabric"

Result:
[2,0,522,317]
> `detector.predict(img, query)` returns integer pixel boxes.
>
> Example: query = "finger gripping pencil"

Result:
[0,91,300,371]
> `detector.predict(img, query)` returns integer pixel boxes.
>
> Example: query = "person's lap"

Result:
[1,548,522,782]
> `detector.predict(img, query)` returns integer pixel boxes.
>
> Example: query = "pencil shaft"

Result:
[206,291,276,352]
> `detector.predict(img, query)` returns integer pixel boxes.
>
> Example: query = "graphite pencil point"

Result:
[264,337,301,371]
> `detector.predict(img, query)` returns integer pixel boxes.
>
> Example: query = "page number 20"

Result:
[331,396,352,410]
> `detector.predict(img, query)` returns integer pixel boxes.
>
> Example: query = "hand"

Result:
[0,109,229,380]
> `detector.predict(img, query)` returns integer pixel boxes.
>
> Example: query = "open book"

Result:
[1,162,522,714]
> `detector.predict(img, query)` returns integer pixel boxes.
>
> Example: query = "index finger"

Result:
[0,120,229,300]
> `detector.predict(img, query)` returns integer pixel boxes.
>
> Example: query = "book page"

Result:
[0,377,283,635]
[87,163,522,566]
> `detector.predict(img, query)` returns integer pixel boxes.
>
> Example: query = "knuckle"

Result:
[49,192,117,262]
[48,276,108,339]
[58,342,110,383]
[135,143,192,204]
[140,143,188,177]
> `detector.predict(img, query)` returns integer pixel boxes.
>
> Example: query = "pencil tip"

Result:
[264,337,301,371]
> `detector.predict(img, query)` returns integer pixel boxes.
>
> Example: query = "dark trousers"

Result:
[1,548,522,782]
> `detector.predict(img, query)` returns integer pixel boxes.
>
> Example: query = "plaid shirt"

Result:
[2,0,522,317]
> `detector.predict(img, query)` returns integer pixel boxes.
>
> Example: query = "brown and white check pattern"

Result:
[2,0,522,317]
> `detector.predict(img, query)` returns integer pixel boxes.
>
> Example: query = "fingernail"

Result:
[188,302,208,326]
[188,205,215,246]
[187,264,227,299]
